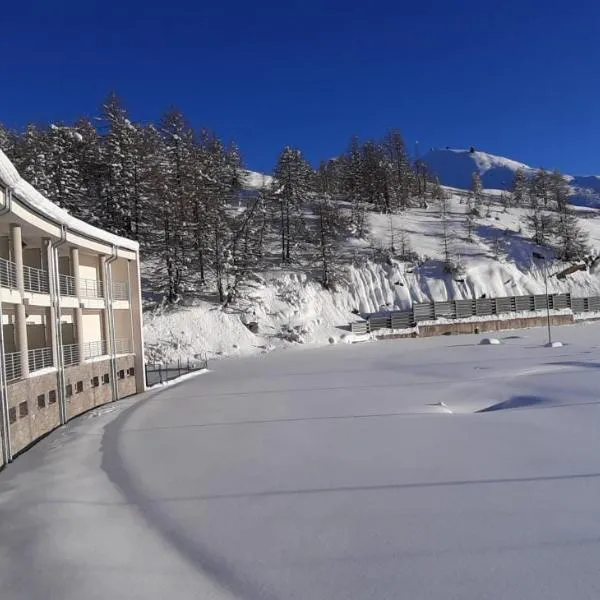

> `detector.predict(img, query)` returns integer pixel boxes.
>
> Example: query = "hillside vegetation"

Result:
[3,95,600,361]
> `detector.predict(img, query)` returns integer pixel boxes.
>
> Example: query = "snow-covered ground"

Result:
[3,321,600,599]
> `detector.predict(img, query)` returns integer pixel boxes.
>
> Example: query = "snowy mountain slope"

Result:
[422,147,600,208]
[143,188,600,364]
[422,148,534,190]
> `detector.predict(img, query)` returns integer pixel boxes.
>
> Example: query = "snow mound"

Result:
[480,338,501,345]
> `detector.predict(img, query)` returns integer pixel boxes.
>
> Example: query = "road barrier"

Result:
[350,292,600,334]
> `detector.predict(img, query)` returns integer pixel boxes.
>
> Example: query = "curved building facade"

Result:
[0,150,145,466]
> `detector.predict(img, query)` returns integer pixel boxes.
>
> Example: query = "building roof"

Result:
[0,149,139,252]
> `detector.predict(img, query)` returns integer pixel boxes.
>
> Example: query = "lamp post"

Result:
[533,250,552,346]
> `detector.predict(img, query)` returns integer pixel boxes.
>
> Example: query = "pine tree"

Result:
[273,146,313,263]
[548,169,570,212]
[312,164,349,289]
[383,130,413,210]
[530,169,550,208]
[511,168,529,207]
[470,171,483,208]
[342,136,368,237]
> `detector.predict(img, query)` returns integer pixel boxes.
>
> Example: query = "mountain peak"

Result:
[422,147,534,190]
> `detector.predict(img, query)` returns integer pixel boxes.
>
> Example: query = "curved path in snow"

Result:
[3,323,600,600]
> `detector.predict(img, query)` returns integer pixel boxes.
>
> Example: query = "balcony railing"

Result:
[112,281,129,301]
[114,339,133,355]
[0,257,17,289]
[5,351,21,381]
[83,339,108,360]
[28,347,53,372]
[80,278,104,299]
[62,343,80,367]
[23,265,49,294]
[59,273,77,296]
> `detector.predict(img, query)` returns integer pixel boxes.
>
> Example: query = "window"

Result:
[102,373,110,385]
[19,401,28,418]
[91,376,99,387]
[127,367,135,377]
[66,384,73,398]
[118,369,125,380]
[37,394,46,409]
[76,381,83,393]
[48,390,57,404]
[9,407,16,424]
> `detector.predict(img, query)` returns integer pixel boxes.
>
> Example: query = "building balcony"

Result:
[28,346,53,372]
[62,343,79,367]
[0,257,17,289]
[5,351,21,381]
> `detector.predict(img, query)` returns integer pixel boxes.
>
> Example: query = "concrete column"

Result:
[15,304,28,378]
[70,247,84,364]
[128,257,146,392]
[11,224,28,376]
[70,247,81,297]
[10,224,24,294]
[99,256,111,355]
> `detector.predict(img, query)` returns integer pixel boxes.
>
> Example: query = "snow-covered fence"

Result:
[351,292,600,334]
[145,356,208,387]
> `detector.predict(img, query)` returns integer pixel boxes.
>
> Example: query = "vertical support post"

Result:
[11,225,29,377]
[0,300,12,464]
[544,257,552,346]
[128,256,146,393]
[70,247,84,365]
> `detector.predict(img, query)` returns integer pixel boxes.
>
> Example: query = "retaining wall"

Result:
[376,314,575,341]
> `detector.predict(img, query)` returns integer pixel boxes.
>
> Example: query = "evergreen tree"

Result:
[312,164,349,289]
[511,168,529,207]
[273,146,313,263]
[470,171,483,208]
[530,169,550,208]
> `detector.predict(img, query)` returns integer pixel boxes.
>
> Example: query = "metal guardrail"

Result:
[5,351,21,381]
[145,357,208,387]
[59,273,76,296]
[0,257,17,289]
[62,343,80,367]
[23,265,49,293]
[83,339,108,359]
[80,278,104,299]
[351,292,600,334]
[28,347,53,372]
[112,281,129,301]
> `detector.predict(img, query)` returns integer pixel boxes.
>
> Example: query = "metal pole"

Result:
[544,256,552,346]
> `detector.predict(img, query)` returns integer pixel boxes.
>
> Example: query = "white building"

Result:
[0,150,145,466]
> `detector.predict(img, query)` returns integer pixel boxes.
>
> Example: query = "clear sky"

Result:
[1,1,599,174]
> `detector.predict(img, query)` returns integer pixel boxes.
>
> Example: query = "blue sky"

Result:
[1,1,599,174]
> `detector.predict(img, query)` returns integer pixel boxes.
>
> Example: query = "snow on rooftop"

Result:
[0,149,138,252]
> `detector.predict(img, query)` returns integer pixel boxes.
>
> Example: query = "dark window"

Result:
[19,401,28,418]
[66,384,73,398]
[76,381,83,393]
[37,393,46,409]
[48,390,57,404]
[8,407,16,424]
[118,369,125,380]
[102,373,110,384]
[128,367,135,377]
[91,376,99,387]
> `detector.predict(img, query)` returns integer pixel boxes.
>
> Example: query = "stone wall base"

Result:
[376,314,575,341]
